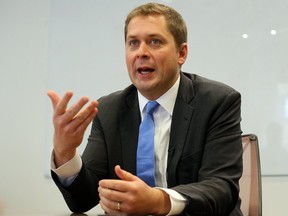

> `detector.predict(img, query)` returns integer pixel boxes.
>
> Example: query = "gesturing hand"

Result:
[47,90,98,167]
[98,165,171,216]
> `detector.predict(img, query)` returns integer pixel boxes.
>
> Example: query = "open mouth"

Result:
[137,66,155,75]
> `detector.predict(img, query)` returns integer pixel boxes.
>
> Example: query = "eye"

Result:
[128,39,139,47]
[150,39,161,46]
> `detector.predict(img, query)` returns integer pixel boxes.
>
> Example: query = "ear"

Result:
[178,43,188,66]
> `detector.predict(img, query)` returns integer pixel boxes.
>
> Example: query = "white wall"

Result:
[0,0,287,215]
[0,0,66,214]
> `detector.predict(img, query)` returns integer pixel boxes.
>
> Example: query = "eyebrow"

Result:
[126,33,164,40]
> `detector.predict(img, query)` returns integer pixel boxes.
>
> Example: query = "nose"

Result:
[137,42,149,58]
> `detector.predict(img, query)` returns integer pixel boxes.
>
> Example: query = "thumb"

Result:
[47,90,60,110]
[114,165,137,182]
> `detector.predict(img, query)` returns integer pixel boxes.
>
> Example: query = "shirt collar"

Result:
[138,75,180,116]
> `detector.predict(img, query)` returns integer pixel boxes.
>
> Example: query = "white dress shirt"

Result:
[52,75,186,215]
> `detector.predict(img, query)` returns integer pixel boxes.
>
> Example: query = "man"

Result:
[48,3,243,216]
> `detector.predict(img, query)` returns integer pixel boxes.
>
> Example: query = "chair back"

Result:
[239,134,262,216]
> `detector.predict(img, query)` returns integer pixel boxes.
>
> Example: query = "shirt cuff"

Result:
[51,151,82,186]
[157,188,187,215]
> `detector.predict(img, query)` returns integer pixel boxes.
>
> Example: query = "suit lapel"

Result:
[167,73,195,187]
[119,89,141,175]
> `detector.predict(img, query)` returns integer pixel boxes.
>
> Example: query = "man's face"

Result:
[125,15,187,100]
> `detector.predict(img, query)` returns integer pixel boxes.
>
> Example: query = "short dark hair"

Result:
[124,3,187,49]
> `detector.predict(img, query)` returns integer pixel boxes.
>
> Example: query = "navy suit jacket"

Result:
[52,72,243,216]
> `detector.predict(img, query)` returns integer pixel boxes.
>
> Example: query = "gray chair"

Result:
[239,134,262,216]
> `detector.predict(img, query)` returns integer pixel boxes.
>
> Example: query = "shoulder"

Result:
[182,72,240,96]
[97,84,137,113]
[92,84,139,128]
[183,72,238,93]
[179,72,241,107]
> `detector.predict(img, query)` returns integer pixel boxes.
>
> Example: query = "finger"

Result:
[47,90,60,110]
[99,181,123,195]
[64,96,90,120]
[69,100,98,131]
[115,165,137,182]
[98,201,107,215]
[99,191,118,210]
[99,167,138,191]
[54,91,74,116]
[99,187,119,202]
[99,193,127,216]
[99,199,126,216]
[99,200,110,213]
[99,199,113,214]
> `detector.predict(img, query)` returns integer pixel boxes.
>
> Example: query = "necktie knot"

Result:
[145,101,159,115]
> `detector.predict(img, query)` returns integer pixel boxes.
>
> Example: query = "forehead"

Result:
[126,15,171,38]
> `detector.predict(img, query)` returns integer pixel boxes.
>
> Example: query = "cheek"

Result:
[125,53,134,66]
[162,55,179,70]
[125,55,135,77]
[125,56,132,70]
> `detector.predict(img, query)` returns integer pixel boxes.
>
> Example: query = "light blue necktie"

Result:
[137,101,159,187]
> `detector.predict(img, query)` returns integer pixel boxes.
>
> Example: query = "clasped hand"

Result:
[98,165,171,216]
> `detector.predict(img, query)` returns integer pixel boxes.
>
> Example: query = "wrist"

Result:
[53,148,76,168]
[153,188,171,215]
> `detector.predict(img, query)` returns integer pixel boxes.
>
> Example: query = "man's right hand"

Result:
[47,90,98,168]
